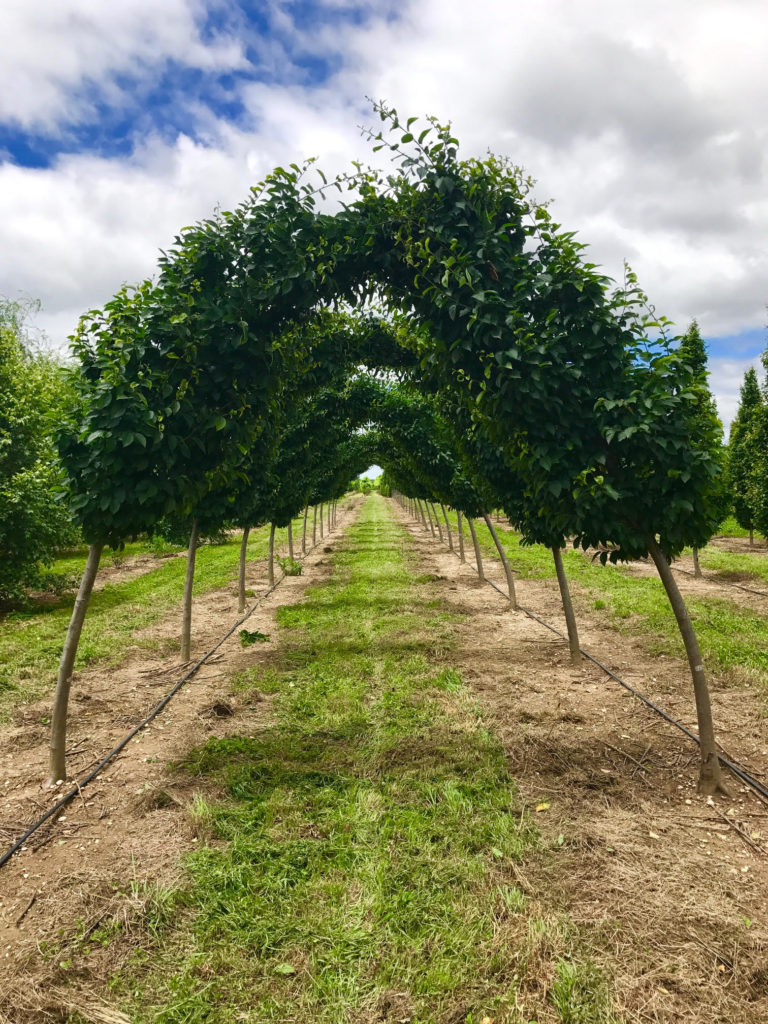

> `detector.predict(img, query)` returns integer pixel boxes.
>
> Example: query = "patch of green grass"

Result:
[552,959,620,1024]
[716,515,753,540]
[108,496,561,1023]
[689,545,768,586]
[0,517,305,720]
[47,538,175,580]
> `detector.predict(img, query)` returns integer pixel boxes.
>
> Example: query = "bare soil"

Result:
[397,508,768,1023]
[0,499,363,1024]
[709,536,768,556]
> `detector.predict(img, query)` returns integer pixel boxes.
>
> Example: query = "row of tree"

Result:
[5,103,756,797]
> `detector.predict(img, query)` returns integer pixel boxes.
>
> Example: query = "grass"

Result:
[448,514,768,693]
[104,495,620,1024]
[689,545,768,585]
[0,516,306,721]
[716,515,754,540]
[45,537,182,582]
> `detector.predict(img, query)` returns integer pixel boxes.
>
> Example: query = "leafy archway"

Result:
[52,105,727,792]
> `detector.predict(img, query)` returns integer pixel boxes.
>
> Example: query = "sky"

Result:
[1,0,766,433]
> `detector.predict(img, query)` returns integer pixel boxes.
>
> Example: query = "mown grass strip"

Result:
[105,495,611,1024]
[0,518,304,720]
[454,516,768,692]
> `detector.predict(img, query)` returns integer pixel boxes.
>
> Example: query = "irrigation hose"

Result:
[403,501,768,805]
[0,512,347,871]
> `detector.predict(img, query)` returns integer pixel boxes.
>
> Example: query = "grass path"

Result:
[101,494,620,1024]
[0,518,304,721]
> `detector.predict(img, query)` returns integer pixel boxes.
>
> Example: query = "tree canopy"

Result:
[42,103,733,792]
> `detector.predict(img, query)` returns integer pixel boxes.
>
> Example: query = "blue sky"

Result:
[1,0,766,430]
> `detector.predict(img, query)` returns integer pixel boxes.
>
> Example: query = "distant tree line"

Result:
[0,299,78,605]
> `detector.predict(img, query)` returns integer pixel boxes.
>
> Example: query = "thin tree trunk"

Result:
[467,517,484,581]
[647,538,726,795]
[313,505,318,545]
[288,521,294,561]
[750,527,754,547]
[238,526,250,614]
[48,542,103,784]
[319,502,324,539]
[484,513,517,609]
[552,545,580,666]
[425,501,436,537]
[431,504,444,543]
[180,518,200,664]
[327,502,332,533]
[302,506,308,555]
[457,510,466,563]
[268,522,276,585]
[417,498,428,530]
[440,504,453,552]
[692,545,702,578]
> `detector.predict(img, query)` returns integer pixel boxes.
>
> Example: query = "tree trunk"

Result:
[302,506,308,555]
[238,526,250,614]
[327,502,332,533]
[484,513,517,609]
[552,545,580,667]
[750,527,754,546]
[457,510,466,563]
[647,537,726,795]
[180,518,200,663]
[431,504,444,543]
[440,504,453,552]
[416,498,428,530]
[319,502,324,539]
[467,517,484,581]
[288,521,294,561]
[268,522,276,585]
[692,545,702,578]
[425,501,436,537]
[48,542,103,784]
[313,505,318,546]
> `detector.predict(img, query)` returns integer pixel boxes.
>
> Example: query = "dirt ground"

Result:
[0,498,363,1024]
[2,497,768,1023]
[396,507,768,1023]
[708,536,768,556]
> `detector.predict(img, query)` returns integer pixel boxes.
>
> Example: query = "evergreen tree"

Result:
[729,366,763,544]
[677,321,730,572]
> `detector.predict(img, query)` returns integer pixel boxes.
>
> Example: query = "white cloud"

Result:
[1,0,767,402]
[0,0,247,130]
